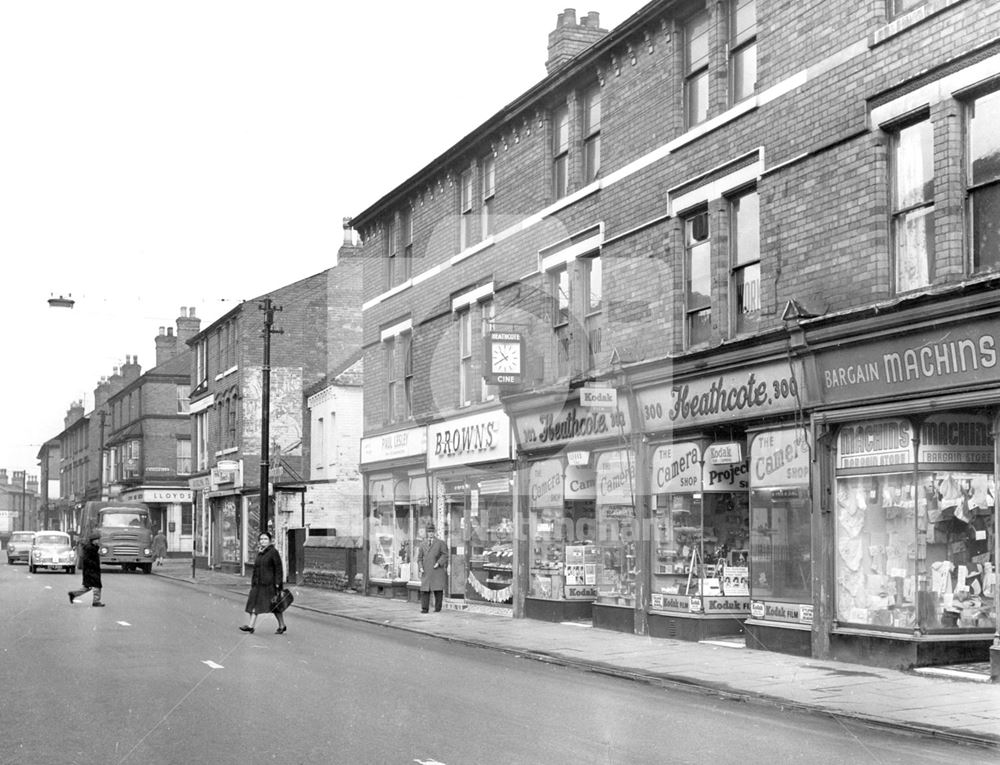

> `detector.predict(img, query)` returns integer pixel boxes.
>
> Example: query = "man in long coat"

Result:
[69,530,104,607]
[417,523,447,613]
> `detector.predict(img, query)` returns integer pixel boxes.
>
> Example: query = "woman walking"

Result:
[239,532,287,634]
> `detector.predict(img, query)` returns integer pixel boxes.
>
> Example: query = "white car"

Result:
[28,531,77,574]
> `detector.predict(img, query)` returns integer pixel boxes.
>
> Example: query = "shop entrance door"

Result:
[446,493,466,597]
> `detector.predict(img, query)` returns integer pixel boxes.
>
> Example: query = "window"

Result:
[458,308,474,406]
[481,155,495,239]
[968,89,1000,272]
[195,340,207,388]
[551,265,571,377]
[400,208,413,281]
[584,255,603,369]
[217,324,227,373]
[685,10,710,127]
[891,0,926,16]
[195,411,209,471]
[891,119,934,292]
[583,86,601,183]
[481,299,496,402]
[314,417,325,469]
[226,397,237,449]
[553,105,570,198]
[386,338,398,423]
[402,331,414,419]
[181,503,192,536]
[685,210,712,346]
[730,189,760,334]
[176,384,190,414]
[730,0,757,103]
[176,439,191,475]
[460,168,474,251]
[385,218,399,287]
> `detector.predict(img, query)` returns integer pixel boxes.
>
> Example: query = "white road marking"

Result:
[202,660,224,669]
[44,586,52,590]
[117,621,131,626]
[414,760,447,764]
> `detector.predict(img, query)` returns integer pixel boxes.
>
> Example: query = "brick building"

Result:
[0,469,39,536]
[104,308,202,553]
[187,256,363,572]
[350,0,1000,670]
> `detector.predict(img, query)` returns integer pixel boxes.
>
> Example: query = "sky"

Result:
[0,1,644,477]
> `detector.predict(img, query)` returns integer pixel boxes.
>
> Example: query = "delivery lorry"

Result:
[78,501,155,574]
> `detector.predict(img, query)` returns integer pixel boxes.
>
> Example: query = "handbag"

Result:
[270,587,294,613]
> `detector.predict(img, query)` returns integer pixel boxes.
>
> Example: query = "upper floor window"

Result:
[195,340,207,387]
[458,308,474,407]
[385,218,400,287]
[553,105,570,198]
[224,397,237,449]
[481,155,496,239]
[402,331,414,419]
[583,86,602,183]
[176,439,191,475]
[685,10,710,127]
[968,89,1000,272]
[480,299,496,402]
[550,264,570,327]
[460,167,474,251]
[891,119,934,292]
[400,209,413,282]
[194,411,209,471]
[729,189,760,334]
[584,255,603,369]
[176,384,190,414]
[685,209,712,347]
[891,0,926,17]
[314,416,325,470]
[730,0,757,104]
[386,337,399,423]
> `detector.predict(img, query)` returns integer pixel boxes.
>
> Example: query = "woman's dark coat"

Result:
[80,539,102,588]
[245,544,284,614]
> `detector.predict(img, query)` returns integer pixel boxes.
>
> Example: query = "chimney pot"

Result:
[546,8,607,75]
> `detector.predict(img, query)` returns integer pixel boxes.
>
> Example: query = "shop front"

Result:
[510,391,634,628]
[118,487,194,555]
[427,408,515,614]
[813,315,999,669]
[360,425,428,600]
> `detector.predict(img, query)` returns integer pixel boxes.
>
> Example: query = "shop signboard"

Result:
[703,446,748,492]
[815,318,1000,404]
[119,488,193,503]
[636,360,806,431]
[651,442,701,493]
[515,401,631,449]
[750,600,813,624]
[361,426,427,465]
[596,450,635,505]
[704,597,751,614]
[750,428,811,487]
[835,418,914,470]
[427,409,512,470]
[651,592,692,612]
[528,459,563,508]
[564,465,597,500]
[916,413,993,465]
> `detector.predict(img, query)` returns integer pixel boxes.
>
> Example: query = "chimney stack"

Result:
[546,9,607,75]
[155,325,179,366]
[26,475,38,494]
[121,355,142,382]
[176,306,202,347]
[65,401,86,428]
[0,469,7,485]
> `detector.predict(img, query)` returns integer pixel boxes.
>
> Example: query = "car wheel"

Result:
[28,564,35,573]
[65,567,74,574]
[6,557,12,565]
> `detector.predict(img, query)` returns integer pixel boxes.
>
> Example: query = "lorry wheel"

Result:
[140,563,152,574]
[28,564,36,573]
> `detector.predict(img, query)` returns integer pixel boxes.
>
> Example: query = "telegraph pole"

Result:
[258,298,283,537]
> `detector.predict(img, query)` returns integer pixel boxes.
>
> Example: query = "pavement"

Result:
[152,557,1000,751]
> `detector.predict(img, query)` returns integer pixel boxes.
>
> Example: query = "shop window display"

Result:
[369,503,411,581]
[834,416,996,632]
[466,476,514,605]
[595,450,637,608]
[749,487,810,602]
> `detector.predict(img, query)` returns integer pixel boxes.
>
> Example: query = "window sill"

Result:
[214,447,239,457]
[214,366,238,382]
[870,0,965,48]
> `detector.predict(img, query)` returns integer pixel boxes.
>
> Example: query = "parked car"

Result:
[6,531,35,565]
[28,531,77,574]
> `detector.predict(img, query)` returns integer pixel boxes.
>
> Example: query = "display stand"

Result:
[685,546,701,595]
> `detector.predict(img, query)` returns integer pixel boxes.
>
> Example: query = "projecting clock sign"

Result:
[484,331,524,385]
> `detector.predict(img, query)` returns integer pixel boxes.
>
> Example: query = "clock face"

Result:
[491,341,521,374]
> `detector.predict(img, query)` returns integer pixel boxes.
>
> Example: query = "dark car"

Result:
[6,531,36,565]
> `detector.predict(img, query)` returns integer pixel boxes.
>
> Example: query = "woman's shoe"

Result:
[275,626,287,634]
[239,625,254,633]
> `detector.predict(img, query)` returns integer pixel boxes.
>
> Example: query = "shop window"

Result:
[729,0,757,104]
[685,209,712,347]
[730,189,760,335]
[465,476,514,605]
[891,118,935,292]
[181,503,193,536]
[967,89,1000,272]
[834,416,996,632]
[368,480,414,582]
[552,104,570,199]
[595,450,637,608]
[684,9,710,127]
[528,459,597,602]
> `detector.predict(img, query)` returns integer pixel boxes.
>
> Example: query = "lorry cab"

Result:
[79,501,155,574]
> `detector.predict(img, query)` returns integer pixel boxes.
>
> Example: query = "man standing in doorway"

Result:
[417,523,447,613]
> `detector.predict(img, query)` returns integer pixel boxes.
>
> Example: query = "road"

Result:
[1,561,995,765]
